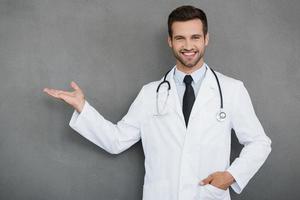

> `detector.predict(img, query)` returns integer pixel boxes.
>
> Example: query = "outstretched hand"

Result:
[43,81,85,113]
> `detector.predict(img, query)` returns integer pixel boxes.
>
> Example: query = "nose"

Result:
[184,39,193,50]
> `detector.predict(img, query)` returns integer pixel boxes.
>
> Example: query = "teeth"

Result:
[183,52,196,56]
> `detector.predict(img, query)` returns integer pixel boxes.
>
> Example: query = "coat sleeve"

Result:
[69,86,145,154]
[226,82,272,194]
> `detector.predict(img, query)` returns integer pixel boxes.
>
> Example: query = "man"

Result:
[44,5,271,200]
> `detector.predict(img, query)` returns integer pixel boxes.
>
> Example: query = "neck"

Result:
[176,59,205,75]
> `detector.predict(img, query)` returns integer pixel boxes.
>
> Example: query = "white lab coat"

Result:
[69,65,271,200]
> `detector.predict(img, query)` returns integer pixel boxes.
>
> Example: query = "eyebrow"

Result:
[191,34,202,37]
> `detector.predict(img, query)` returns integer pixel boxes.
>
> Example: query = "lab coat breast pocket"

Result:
[191,101,231,146]
[190,97,230,134]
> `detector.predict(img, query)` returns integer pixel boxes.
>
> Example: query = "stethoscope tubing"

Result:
[209,67,223,109]
[156,69,172,93]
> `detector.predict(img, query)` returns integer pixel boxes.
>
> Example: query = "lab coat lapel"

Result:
[167,67,186,126]
[189,65,218,119]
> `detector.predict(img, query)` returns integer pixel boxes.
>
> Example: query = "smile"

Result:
[181,51,198,59]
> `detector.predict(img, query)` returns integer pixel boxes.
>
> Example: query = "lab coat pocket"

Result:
[204,184,227,199]
[196,184,227,200]
[142,180,170,200]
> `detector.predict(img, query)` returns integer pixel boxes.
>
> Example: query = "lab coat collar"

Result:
[173,63,207,86]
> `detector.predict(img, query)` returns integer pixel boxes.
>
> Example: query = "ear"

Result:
[204,32,209,46]
[167,36,172,48]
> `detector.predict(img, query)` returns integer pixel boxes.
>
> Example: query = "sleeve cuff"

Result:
[226,168,243,194]
[69,100,89,128]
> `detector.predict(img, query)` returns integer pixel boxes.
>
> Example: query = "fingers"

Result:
[43,88,73,99]
[199,174,214,186]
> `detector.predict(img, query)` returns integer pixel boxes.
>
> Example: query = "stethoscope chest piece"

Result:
[216,109,227,122]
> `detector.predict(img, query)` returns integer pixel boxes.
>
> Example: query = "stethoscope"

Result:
[156,67,226,122]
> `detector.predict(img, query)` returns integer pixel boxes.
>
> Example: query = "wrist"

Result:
[76,99,85,113]
[224,171,235,184]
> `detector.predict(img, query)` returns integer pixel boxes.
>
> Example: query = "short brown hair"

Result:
[168,5,208,38]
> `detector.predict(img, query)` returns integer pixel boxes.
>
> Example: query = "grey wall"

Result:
[0,0,299,199]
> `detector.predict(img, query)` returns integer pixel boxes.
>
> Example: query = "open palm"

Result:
[43,81,85,112]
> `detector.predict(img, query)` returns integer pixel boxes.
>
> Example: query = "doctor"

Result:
[44,5,271,200]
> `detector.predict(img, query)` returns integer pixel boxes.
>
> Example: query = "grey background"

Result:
[0,0,299,199]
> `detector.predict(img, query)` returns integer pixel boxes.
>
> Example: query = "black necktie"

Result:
[183,75,195,127]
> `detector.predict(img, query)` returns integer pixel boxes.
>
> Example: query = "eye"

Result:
[175,37,184,41]
[192,36,201,40]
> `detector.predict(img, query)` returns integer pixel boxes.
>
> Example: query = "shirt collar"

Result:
[174,63,207,85]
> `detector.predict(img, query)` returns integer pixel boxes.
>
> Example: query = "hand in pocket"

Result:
[199,171,235,190]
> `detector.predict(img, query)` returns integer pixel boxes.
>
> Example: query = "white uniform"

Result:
[69,65,271,200]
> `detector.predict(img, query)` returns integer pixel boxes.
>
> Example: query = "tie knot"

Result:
[183,75,193,85]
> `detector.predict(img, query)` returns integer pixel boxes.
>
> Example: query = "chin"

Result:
[183,62,198,68]
[181,58,202,68]
[186,64,196,68]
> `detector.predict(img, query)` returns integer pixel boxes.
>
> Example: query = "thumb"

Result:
[70,81,81,91]
[199,174,214,186]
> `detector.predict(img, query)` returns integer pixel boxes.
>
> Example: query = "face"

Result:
[168,19,209,70]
